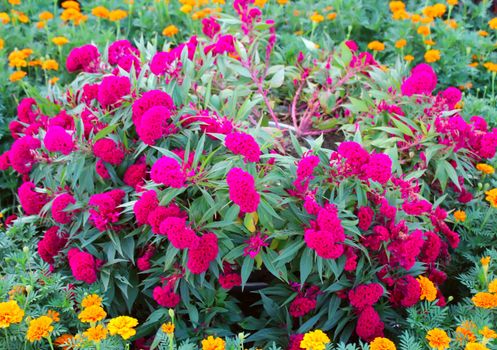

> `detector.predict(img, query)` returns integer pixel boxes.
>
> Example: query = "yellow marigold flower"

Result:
[426,328,451,350]
[9,71,26,82]
[490,18,497,30]
[327,13,337,20]
[49,77,59,85]
[17,13,29,23]
[446,19,457,29]
[395,39,407,48]
[39,11,54,21]
[465,343,489,350]
[52,36,69,46]
[370,337,396,350]
[472,292,497,308]
[479,30,489,37]
[411,14,421,23]
[201,336,225,350]
[92,6,110,19]
[36,21,46,29]
[484,62,497,72]
[0,39,3,50]
[61,1,80,10]
[42,59,59,71]
[310,12,324,23]
[425,49,441,63]
[8,0,21,5]
[47,310,60,322]
[368,41,385,51]
[0,12,10,24]
[84,325,107,342]
[0,300,24,328]
[477,163,495,174]
[392,9,410,20]
[78,305,107,323]
[161,322,175,335]
[254,0,267,7]
[163,24,179,37]
[389,1,405,12]
[480,327,497,339]
[404,55,414,61]
[424,39,436,46]
[108,9,128,21]
[54,334,74,347]
[300,330,330,350]
[417,276,437,302]
[26,316,53,342]
[417,25,430,36]
[488,279,497,293]
[108,316,138,340]
[423,4,446,18]
[481,256,491,266]
[180,4,193,13]
[421,16,434,24]
[448,0,458,5]
[485,188,497,207]
[28,59,41,67]
[82,294,103,309]
[453,210,466,222]
[277,0,288,4]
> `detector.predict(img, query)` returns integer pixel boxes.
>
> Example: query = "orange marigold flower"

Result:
[448,0,458,5]
[370,337,396,350]
[489,18,497,30]
[472,292,497,308]
[47,310,60,322]
[424,49,441,63]
[82,294,103,309]
[480,327,497,339]
[389,1,405,12]
[310,12,324,23]
[162,25,179,37]
[61,1,80,10]
[0,12,10,24]
[424,39,436,46]
[108,9,127,21]
[411,14,421,23]
[9,71,27,82]
[446,19,457,29]
[254,0,267,7]
[404,55,414,61]
[8,0,21,5]
[481,256,491,267]
[456,326,477,343]
[26,316,53,342]
[488,279,497,293]
[479,30,489,37]
[476,163,495,174]
[54,334,74,347]
[417,25,430,36]
[92,6,110,19]
[417,276,437,302]
[277,0,288,4]
[0,300,24,328]
[78,305,107,323]
[368,41,385,51]
[454,210,466,222]
[484,62,497,72]
[84,325,107,342]
[161,322,175,334]
[42,59,59,71]
[39,11,54,21]
[395,39,407,48]
[485,188,497,207]
[426,328,451,350]
[202,336,226,350]
[52,36,69,46]
[465,343,489,350]
[327,13,337,20]
[49,77,59,85]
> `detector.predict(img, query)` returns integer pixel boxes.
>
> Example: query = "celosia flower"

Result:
[390,275,421,307]
[88,189,125,231]
[37,226,67,265]
[401,63,437,96]
[0,300,24,328]
[147,203,185,234]
[426,329,450,350]
[123,160,147,189]
[136,106,173,145]
[202,336,226,350]
[66,44,100,73]
[357,206,374,230]
[97,75,131,109]
[151,156,187,188]
[78,305,106,323]
[107,40,139,66]
[18,181,49,216]
[289,296,317,318]
[243,233,269,258]
[300,330,330,350]
[133,190,159,225]
[93,138,125,165]
[160,217,199,249]
[67,248,100,284]
[225,132,261,163]
[107,316,138,340]
[219,272,242,289]
[348,283,384,310]
[8,135,41,174]
[226,168,260,213]
[202,17,221,38]
[26,316,53,342]
[417,276,437,302]
[187,232,219,274]
[370,337,396,350]
[51,193,76,224]
[153,284,181,308]
[132,90,175,129]
[83,325,107,342]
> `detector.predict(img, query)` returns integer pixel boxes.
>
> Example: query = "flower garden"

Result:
[2,0,497,349]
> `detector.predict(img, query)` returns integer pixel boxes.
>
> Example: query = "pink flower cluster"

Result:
[88,189,125,232]
[66,44,100,73]
[67,248,100,284]
[225,132,261,163]
[37,226,67,265]
[226,168,260,213]
[304,204,345,259]
[52,193,76,224]
[18,181,49,215]
[401,63,437,96]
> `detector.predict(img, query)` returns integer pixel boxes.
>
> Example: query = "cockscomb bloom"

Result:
[88,189,125,231]
[419,231,442,263]
[356,306,384,341]
[388,229,425,270]
[187,232,219,274]
[289,295,317,318]
[293,154,320,193]
[336,141,370,175]
[107,316,138,340]
[402,199,432,215]
[440,87,462,109]
[401,63,438,96]
[225,132,261,163]
[66,44,100,73]
[93,138,125,165]
[107,39,139,66]
[0,300,25,328]
[390,275,421,307]
[67,248,100,284]
[17,97,38,123]
[243,233,269,258]
[123,159,147,189]
[151,156,187,188]
[95,160,110,179]
[37,226,67,265]
[44,126,74,155]
[305,204,345,259]
[160,217,200,249]
[180,111,234,137]
[132,90,175,129]
[357,206,374,230]
[136,106,174,145]
[348,283,384,310]
[147,203,185,234]
[219,272,242,289]
[18,181,49,215]
[153,283,181,308]
[226,167,260,213]
[133,190,159,225]
[8,135,41,174]
[202,17,221,38]
[362,153,392,184]
[97,75,131,109]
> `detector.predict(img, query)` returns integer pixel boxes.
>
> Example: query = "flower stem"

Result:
[47,336,55,350]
